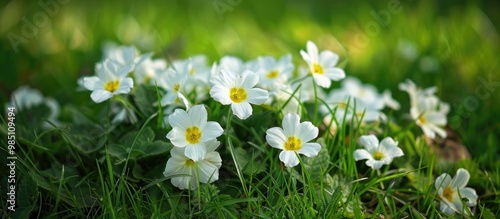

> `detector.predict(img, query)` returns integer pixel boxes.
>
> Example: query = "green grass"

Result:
[1,0,500,218]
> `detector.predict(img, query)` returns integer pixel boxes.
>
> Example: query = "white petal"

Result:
[167,127,188,147]
[114,77,134,94]
[297,143,321,157]
[188,105,207,128]
[379,137,404,158]
[205,140,221,153]
[458,187,478,206]
[420,124,437,139]
[324,68,345,81]
[163,157,187,176]
[220,69,238,87]
[246,88,269,105]
[168,109,190,130]
[451,168,470,188]
[359,134,379,152]
[440,202,455,215]
[306,41,318,63]
[90,90,113,103]
[312,74,331,88]
[353,149,372,161]
[282,113,300,136]
[427,112,447,126]
[210,85,232,105]
[279,151,300,168]
[435,173,452,190]
[366,159,384,170]
[231,102,252,120]
[300,50,311,63]
[241,70,259,89]
[197,161,219,183]
[201,122,224,142]
[319,50,339,67]
[83,76,101,91]
[296,121,318,143]
[184,143,207,162]
[266,127,286,149]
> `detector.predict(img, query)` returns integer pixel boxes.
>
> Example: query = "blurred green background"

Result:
[1,0,499,162]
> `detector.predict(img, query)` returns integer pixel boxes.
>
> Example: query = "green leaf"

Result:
[134,84,160,117]
[302,140,330,181]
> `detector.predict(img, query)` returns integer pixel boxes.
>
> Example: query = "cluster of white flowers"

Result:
[8,40,468,215]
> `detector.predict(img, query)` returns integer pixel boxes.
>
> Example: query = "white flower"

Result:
[166,105,223,161]
[253,54,294,91]
[353,135,404,170]
[300,41,345,88]
[411,96,449,139]
[163,140,222,190]
[102,44,150,74]
[219,56,248,74]
[158,68,188,106]
[7,86,44,110]
[399,79,449,139]
[435,168,478,215]
[133,57,166,85]
[266,113,321,168]
[210,69,269,120]
[83,60,134,103]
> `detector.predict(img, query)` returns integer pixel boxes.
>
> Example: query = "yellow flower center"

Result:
[229,87,247,103]
[173,83,180,92]
[442,187,454,202]
[373,151,384,160]
[189,68,195,75]
[418,116,427,124]
[284,137,302,151]
[185,126,202,144]
[266,70,279,79]
[313,63,324,74]
[105,80,120,92]
[185,159,195,167]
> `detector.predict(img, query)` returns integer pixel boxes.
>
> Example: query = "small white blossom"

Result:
[266,113,321,168]
[435,168,478,215]
[353,134,404,170]
[163,140,222,190]
[83,60,134,103]
[210,69,269,120]
[300,41,345,88]
[166,105,223,161]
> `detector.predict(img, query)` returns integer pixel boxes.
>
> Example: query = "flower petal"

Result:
[168,108,190,130]
[312,74,331,88]
[246,88,269,105]
[379,137,404,158]
[188,105,207,128]
[451,168,470,188]
[184,143,207,162]
[353,149,372,161]
[306,41,318,63]
[359,134,379,152]
[167,127,188,147]
[197,160,220,183]
[435,173,452,190]
[366,159,384,170]
[90,90,113,103]
[297,143,321,157]
[282,113,300,136]
[114,77,133,94]
[279,151,300,168]
[210,85,231,105]
[83,76,101,91]
[231,102,252,120]
[458,187,478,206]
[296,121,318,143]
[241,70,259,89]
[266,127,286,149]
[324,68,345,81]
[201,122,223,142]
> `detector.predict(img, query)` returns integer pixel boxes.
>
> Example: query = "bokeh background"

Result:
[1,0,499,164]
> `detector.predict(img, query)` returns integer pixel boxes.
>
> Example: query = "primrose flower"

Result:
[253,54,294,90]
[163,140,222,190]
[266,113,321,168]
[353,134,404,170]
[300,41,345,88]
[166,105,223,161]
[399,79,449,139]
[210,69,269,120]
[158,68,188,106]
[83,60,134,103]
[435,168,478,215]
[133,57,166,85]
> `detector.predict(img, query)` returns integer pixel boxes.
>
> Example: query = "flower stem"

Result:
[225,108,249,196]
